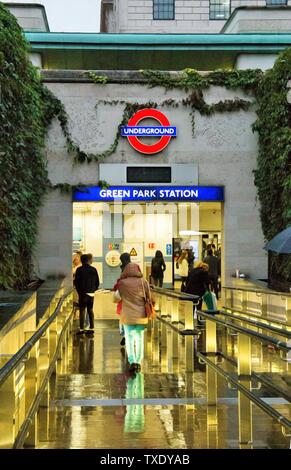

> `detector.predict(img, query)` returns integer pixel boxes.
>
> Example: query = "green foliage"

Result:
[86,72,108,84]
[253,49,291,281]
[140,68,263,92]
[0,3,49,289]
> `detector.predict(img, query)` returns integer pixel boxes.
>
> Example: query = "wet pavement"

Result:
[37,320,291,449]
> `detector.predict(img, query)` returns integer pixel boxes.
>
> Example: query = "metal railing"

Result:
[197,310,291,442]
[151,286,200,332]
[0,289,73,449]
[149,286,291,445]
[223,285,291,324]
[150,286,200,373]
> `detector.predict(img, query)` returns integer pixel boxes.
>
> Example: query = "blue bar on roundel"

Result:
[121,126,177,137]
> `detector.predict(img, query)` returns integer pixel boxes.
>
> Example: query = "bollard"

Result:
[171,299,179,323]
[207,405,218,449]
[24,337,40,448]
[184,302,194,331]
[160,322,168,373]
[206,319,217,406]
[241,290,248,312]
[237,333,253,446]
[0,356,24,449]
[183,301,194,372]
[260,293,268,317]
[160,295,167,317]
[285,296,291,325]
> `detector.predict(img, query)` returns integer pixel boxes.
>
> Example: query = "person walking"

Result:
[177,250,189,292]
[74,254,100,336]
[185,262,210,310]
[150,250,166,287]
[118,263,150,373]
[114,252,131,347]
[203,249,219,299]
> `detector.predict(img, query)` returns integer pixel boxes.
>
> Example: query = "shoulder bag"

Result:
[141,279,156,320]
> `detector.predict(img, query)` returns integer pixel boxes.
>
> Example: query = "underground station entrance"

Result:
[0,188,290,449]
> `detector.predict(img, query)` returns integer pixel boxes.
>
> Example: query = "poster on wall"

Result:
[123,243,144,271]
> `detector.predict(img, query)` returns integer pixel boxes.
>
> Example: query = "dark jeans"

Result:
[152,277,163,288]
[181,276,188,292]
[209,275,219,299]
[78,293,94,330]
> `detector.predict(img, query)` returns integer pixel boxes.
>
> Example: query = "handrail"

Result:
[13,305,73,449]
[219,352,291,403]
[223,285,291,298]
[150,286,200,302]
[156,314,199,336]
[222,305,291,328]
[0,290,72,388]
[198,352,291,431]
[219,309,291,339]
[198,311,291,352]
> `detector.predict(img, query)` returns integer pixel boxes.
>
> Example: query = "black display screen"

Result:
[126,167,172,183]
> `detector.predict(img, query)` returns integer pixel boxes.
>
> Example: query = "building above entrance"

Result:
[99,164,198,186]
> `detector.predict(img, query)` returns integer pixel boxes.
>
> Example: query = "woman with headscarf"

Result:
[118,263,151,373]
[114,253,131,346]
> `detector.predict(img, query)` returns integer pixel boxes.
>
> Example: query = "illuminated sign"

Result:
[73,186,224,202]
[121,108,176,155]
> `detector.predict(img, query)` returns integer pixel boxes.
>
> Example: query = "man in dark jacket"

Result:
[74,254,99,335]
[185,263,209,310]
[203,249,219,299]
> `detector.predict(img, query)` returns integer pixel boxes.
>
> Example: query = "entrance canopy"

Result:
[73,186,224,203]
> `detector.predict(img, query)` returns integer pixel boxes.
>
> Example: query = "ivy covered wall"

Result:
[0,1,290,289]
[0,3,49,288]
[253,49,291,284]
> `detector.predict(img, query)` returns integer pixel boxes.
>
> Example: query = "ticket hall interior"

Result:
[72,200,223,291]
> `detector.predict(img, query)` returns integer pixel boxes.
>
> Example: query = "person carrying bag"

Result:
[118,263,151,373]
[141,279,156,320]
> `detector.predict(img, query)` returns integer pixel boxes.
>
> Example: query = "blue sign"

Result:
[121,126,177,137]
[166,244,172,256]
[73,186,224,202]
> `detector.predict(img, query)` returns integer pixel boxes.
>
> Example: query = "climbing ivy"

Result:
[252,49,291,283]
[0,4,49,289]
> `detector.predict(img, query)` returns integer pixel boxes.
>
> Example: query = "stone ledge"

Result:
[41,69,211,83]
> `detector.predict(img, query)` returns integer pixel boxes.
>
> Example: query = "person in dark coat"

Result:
[151,250,166,287]
[203,249,219,299]
[185,262,210,310]
[74,254,100,335]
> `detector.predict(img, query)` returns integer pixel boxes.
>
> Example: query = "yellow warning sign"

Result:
[130,248,137,257]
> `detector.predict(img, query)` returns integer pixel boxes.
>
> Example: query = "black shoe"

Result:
[85,328,94,336]
[135,363,141,372]
[129,363,136,373]
[76,329,85,335]
[120,337,126,346]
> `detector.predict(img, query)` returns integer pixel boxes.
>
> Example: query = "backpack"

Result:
[151,258,160,276]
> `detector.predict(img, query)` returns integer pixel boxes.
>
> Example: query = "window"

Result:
[153,0,175,20]
[266,0,287,4]
[210,0,231,20]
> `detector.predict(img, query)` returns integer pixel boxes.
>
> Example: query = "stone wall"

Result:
[111,0,291,33]
[35,74,268,283]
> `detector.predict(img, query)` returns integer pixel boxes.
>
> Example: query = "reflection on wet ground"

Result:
[38,320,291,449]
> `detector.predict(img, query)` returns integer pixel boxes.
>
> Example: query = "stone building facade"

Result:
[34,71,268,287]
[100,0,291,33]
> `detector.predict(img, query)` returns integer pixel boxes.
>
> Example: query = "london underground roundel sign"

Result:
[121,108,177,155]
